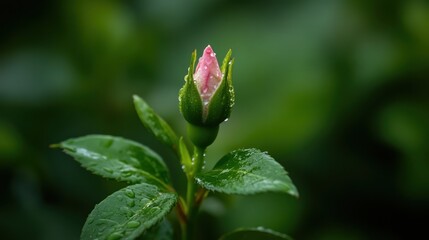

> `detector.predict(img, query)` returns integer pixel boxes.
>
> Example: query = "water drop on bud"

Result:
[179,45,234,125]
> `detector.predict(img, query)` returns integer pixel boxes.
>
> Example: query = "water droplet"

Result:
[120,206,129,212]
[127,221,141,228]
[152,207,161,212]
[107,232,123,240]
[104,139,114,148]
[121,169,133,177]
[127,200,135,207]
[210,52,216,57]
[125,189,135,198]
[224,118,229,122]
[129,157,140,166]
[103,167,113,173]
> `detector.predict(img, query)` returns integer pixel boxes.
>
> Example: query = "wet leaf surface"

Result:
[81,183,177,240]
[196,148,298,196]
[58,135,170,188]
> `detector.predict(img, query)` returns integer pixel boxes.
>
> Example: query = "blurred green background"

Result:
[1,0,428,239]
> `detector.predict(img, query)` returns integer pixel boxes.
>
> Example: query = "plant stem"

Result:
[184,146,205,240]
[176,197,188,240]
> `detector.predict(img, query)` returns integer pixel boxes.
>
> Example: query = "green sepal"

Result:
[179,50,204,126]
[205,49,234,126]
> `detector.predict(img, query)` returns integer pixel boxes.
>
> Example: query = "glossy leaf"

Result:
[81,183,177,240]
[219,227,292,240]
[178,137,192,174]
[133,95,178,151]
[141,219,173,240]
[57,135,170,187]
[196,148,298,196]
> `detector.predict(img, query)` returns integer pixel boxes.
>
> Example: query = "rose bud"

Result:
[179,45,234,148]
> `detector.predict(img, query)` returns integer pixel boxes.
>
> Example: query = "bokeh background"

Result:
[1,0,428,239]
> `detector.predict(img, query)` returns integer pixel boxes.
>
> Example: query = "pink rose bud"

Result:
[193,45,223,108]
[179,45,234,147]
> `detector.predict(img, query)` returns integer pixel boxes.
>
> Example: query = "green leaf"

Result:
[133,95,178,151]
[196,148,298,196]
[219,227,292,240]
[178,137,192,174]
[140,219,173,240]
[81,183,177,240]
[57,135,170,188]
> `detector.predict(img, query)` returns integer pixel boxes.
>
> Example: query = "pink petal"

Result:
[194,45,223,104]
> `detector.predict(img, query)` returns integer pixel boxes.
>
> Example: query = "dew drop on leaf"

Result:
[125,189,135,198]
[126,221,141,228]
[103,167,113,173]
[127,200,135,207]
[104,138,114,148]
[128,157,140,166]
[107,232,123,240]
[120,206,129,212]
[120,169,133,177]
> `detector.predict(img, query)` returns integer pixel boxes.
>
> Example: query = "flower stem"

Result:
[184,146,205,240]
